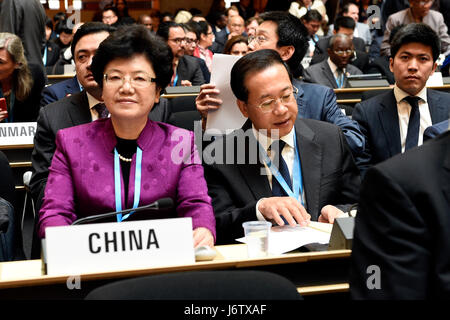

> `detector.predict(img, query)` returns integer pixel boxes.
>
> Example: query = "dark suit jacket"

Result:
[30,91,172,212]
[424,119,449,141]
[211,28,228,54]
[366,55,395,84]
[303,59,363,89]
[39,76,81,108]
[203,118,361,244]
[350,131,450,299]
[176,55,206,86]
[352,89,450,175]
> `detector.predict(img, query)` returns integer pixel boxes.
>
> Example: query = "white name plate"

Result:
[0,122,36,146]
[44,217,195,276]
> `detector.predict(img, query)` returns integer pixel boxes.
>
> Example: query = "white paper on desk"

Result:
[205,54,247,134]
[237,223,331,255]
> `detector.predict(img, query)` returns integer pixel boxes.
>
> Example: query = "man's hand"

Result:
[258,197,311,227]
[180,80,192,86]
[193,227,214,248]
[0,111,8,122]
[318,205,346,224]
[195,83,223,120]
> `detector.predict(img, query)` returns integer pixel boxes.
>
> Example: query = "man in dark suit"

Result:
[303,34,363,89]
[196,11,365,159]
[203,50,360,244]
[40,76,81,107]
[352,23,450,176]
[156,21,205,86]
[350,130,450,299]
[312,16,369,73]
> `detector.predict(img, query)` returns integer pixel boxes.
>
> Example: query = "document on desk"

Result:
[205,54,247,134]
[237,221,332,255]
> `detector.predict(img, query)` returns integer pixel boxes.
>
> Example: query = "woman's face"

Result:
[0,48,18,84]
[102,54,160,122]
[230,42,248,56]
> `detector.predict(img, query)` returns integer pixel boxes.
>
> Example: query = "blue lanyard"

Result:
[173,73,178,86]
[258,133,304,204]
[0,87,14,123]
[114,147,142,222]
[335,73,344,88]
[43,46,48,66]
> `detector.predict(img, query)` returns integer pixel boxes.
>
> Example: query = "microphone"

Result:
[71,197,174,225]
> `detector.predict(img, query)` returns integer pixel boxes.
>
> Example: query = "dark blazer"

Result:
[352,89,450,175]
[176,55,206,86]
[424,119,449,141]
[39,76,81,108]
[203,118,361,244]
[192,56,211,83]
[43,40,60,68]
[211,28,228,54]
[30,91,172,212]
[10,63,46,122]
[350,131,450,299]
[303,59,363,89]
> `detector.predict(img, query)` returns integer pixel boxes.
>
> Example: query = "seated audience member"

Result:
[223,35,248,56]
[312,16,369,73]
[289,0,328,36]
[423,118,449,141]
[381,0,450,57]
[50,22,84,75]
[193,21,214,74]
[191,15,206,23]
[245,16,261,38]
[37,25,215,248]
[137,14,153,31]
[203,50,360,244]
[352,23,450,176]
[303,34,362,89]
[52,19,73,52]
[237,0,255,20]
[102,5,120,27]
[42,17,60,71]
[157,22,205,86]
[301,9,323,60]
[213,13,246,53]
[350,130,450,299]
[114,0,136,26]
[328,2,371,47]
[174,10,193,24]
[196,11,365,158]
[183,22,211,83]
[161,12,174,23]
[208,11,227,37]
[0,33,45,123]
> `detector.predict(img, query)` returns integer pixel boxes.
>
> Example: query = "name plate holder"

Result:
[42,217,195,276]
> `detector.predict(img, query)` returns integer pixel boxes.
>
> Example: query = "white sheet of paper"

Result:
[205,54,247,134]
[236,222,332,255]
[426,71,443,87]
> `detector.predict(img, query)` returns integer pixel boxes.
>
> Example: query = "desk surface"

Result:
[0,245,350,296]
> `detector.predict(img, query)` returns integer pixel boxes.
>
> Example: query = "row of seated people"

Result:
[0,11,449,299]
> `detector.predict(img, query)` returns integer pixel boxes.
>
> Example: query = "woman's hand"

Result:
[195,84,222,120]
[0,111,8,122]
[193,227,214,248]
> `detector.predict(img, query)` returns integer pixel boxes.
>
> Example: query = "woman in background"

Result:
[223,35,249,56]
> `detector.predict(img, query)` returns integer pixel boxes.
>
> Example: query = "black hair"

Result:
[334,16,356,31]
[56,19,73,35]
[71,22,116,57]
[259,11,309,78]
[390,23,441,62]
[301,9,323,23]
[230,49,292,102]
[156,21,182,41]
[184,21,201,40]
[91,24,173,93]
[45,17,53,30]
[389,24,405,44]
[197,20,211,36]
[342,2,357,14]
[103,5,119,17]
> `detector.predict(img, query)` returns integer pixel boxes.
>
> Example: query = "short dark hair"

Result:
[342,3,358,15]
[390,23,441,62]
[301,9,323,23]
[259,11,309,78]
[103,5,119,17]
[183,22,200,40]
[156,21,182,41]
[389,24,404,44]
[197,20,211,36]
[334,16,356,31]
[231,49,292,102]
[56,19,73,35]
[71,22,116,57]
[91,24,173,93]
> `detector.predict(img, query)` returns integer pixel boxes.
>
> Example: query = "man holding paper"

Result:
[203,50,360,244]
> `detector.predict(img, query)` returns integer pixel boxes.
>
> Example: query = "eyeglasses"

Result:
[256,87,298,113]
[168,37,187,44]
[248,35,268,45]
[333,49,354,56]
[103,73,156,88]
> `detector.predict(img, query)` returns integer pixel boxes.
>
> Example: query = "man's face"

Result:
[228,16,245,35]
[140,16,153,30]
[237,63,298,138]
[248,21,279,52]
[303,19,321,36]
[335,27,354,39]
[246,19,259,37]
[390,42,437,96]
[217,14,228,29]
[59,31,73,45]
[344,4,359,23]
[74,31,110,92]
[184,31,197,56]
[328,37,354,69]
[167,26,186,59]
[102,9,118,25]
[409,0,433,19]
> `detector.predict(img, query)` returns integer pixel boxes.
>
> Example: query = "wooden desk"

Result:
[0,245,351,299]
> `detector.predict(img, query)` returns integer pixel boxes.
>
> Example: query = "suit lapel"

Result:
[427,89,448,123]
[67,91,93,126]
[322,61,338,89]
[295,119,323,220]
[378,90,401,156]
[294,79,306,118]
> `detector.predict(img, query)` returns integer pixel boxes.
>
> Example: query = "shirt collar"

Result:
[87,91,102,109]
[251,124,296,153]
[393,84,427,104]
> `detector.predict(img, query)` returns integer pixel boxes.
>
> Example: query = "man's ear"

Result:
[278,45,295,61]
[154,88,161,103]
[236,99,249,118]
[389,57,394,73]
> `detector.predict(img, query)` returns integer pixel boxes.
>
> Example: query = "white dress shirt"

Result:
[86,92,104,121]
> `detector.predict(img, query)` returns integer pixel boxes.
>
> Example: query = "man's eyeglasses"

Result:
[256,87,298,113]
[333,49,354,56]
[248,35,268,45]
[168,37,187,44]
[104,73,156,88]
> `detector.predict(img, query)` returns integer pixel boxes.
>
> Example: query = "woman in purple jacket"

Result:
[38,25,216,247]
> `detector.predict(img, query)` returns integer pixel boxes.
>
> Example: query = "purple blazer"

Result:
[38,118,216,240]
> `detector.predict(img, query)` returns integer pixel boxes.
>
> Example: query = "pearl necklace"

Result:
[118,153,133,162]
